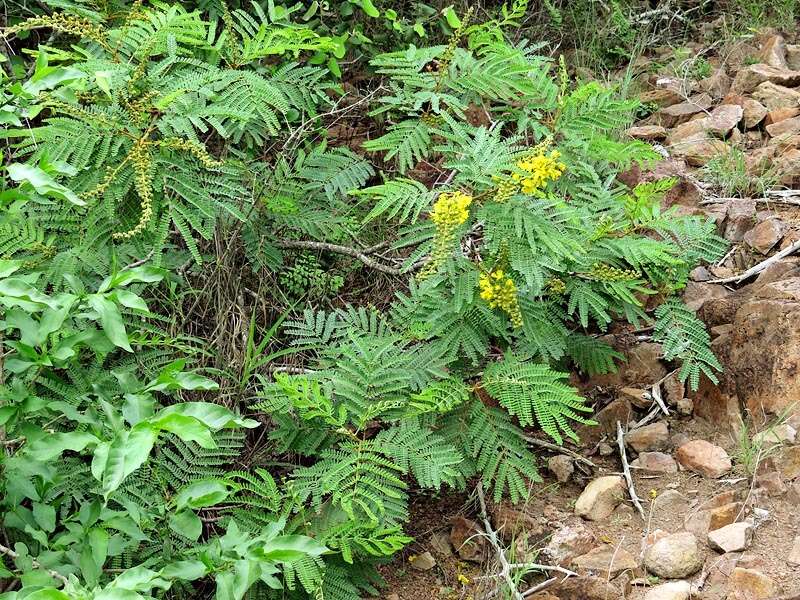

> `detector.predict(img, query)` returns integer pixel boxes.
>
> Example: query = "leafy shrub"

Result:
[0,2,727,599]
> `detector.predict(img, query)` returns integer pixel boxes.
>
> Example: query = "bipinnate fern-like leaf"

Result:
[483,354,593,444]
[653,298,721,390]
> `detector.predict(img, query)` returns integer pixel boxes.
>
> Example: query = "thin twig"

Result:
[506,563,579,577]
[0,543,69,586]
[521,577,557,597]
[522,435,596,468]
[616,421,646,520]
[476,482,524,600]
[708,237,800,284]
[274,240,420,276]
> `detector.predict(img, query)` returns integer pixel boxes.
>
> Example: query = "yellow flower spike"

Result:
[457,574,470,585]
[417,191,473,280]
[478,269,523,327]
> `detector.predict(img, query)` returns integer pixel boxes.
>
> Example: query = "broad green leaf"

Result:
[86,294,132,352]
[113,290,149,313]
[168,510,202,541]
[154,403,258,430]
[98,266,165,293]
[0,259,22,278]
[359,0,379,17]
[27,431,100,461]
[122,393,155,426]
[23,590,72,600]
[100,423,157,497]
[32,502,56,532]
[149,413,215,448]
[159,560,207,582]
[443,6,461,27]
[6,163,84,206]
[174,480,230,510]
[108,565,171,592]
[257,535,328,562]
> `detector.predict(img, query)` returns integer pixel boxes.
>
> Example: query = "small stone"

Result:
[727,567,776,600]
[789,480,800,503]
[690,266,712,281]
[572,545,639,577]
[685,503,742,538]
[625,422,670,452]
[677,398,694,416]
[450,517,486,562]
[766,105,800,125]
[708,522,754,553]
[670,132,729,167]
[409,550,436,571]
[598,442,614,456]
[548,455,575,483]
[662,371,685,406]
[644,532,703,579]
[544,523,597,566]
[631,452,678,474]
[626,125,668,140]
[698,69,731,99]
[490,502,545,543]
[552,576,621,600]
[670,432,690,449]
[724,197,757,242]
[429,532,453,557]
[743,218,786,254]
[777,445,800,479]
[385,594,400,600]
[753,423,797,445]
[658,93,713,127]
[676,440,732,478]
[755,471,786,496]
[668,105,743,145]
[788,536,800,566]
[619,387,653,409]
[574,476,626,521]
[775,148,800,185]
[643,580,692,600]
[725,94,769,128]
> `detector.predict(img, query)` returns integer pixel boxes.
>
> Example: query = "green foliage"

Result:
[0,3,728,598]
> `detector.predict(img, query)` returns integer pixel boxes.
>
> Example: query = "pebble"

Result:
[408,551,436,571]
[644,580,691,600]
[708,522,754,553]
[675,439,732,478]
[574,476,626,521]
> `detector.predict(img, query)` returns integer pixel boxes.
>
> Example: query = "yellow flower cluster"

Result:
[545,277,566,295]
[113,140,153,240]
[418,191,472,279]
[512,150,566,196]
[479,269,522,327]
[586,263,639,282]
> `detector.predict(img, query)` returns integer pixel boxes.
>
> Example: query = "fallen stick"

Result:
[708,237,800,285]
[523,435,596,468]
[616,421,647,520]
[476,482,524,600]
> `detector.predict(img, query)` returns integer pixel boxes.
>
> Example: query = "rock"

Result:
[684,501,741,537]
[619,387,652,409]
[790,480,800,503]
[408,550,436,570]
[766,105,800,125]
[631,451,678,474]
[754,471,786,496]
[682,281,731,312]
[595,398,633,436]
[385,594,400,600]
[676,440,732,478]
[777,445,800,479]
[548,455,574,483]
[571,545,638,577]
[489,503,545,543]
[662,371,685,406]
[643,532,703,579]
[742,98,769,128]
[708,522,754,553]
[668,104,743,145]
[724,198,757,242]
[625,422,670,453]
[767,115,800,139]
[574,476,626,521]
[789,44,800,70]
[698,69,731,99]
[788,536,800,566]
[731,63,800,94]
[549,576,620,600]
[644,581,692,600]
[429,532,453,556]
[727,568,776,600]
[753,423,797,445]
[752,81,800,110]
[677,397,693,416]
[670,132,729,166]
[598,442,614,456]
[658,94,713,127]
[775,147,800,185]
[544,523,597,566]
[690,265,712,282]
[760,34,789,69]
[626,125,668,140]
[450,517,486,561]
[743,218,786,254]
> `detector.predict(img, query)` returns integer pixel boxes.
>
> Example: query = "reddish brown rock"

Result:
[631,451,678,474]
[765,105,800,125]
[658,94,713,127]
[698,69,731,99]
[743,218,785,254]
[777,445,800,479]
[755,471,786,496]
[708,522,753,553]
[574,476,626,521]
[731,63,800,94]
[548,455,574,483]
[767,115,800,138]
[549,576,621,600]
[490,502,546,543]
[670,132,729,166]
[682,281,731,311]
[676,440,732,478]
[684,501,741,537]
[775,148,800,185]
[625,422,670,452]
[668,104,743,146]
[450,517,486,561]
[789,44,800,70]
[618,387,652,409]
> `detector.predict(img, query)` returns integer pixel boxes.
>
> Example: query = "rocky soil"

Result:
[376,27,800,600]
